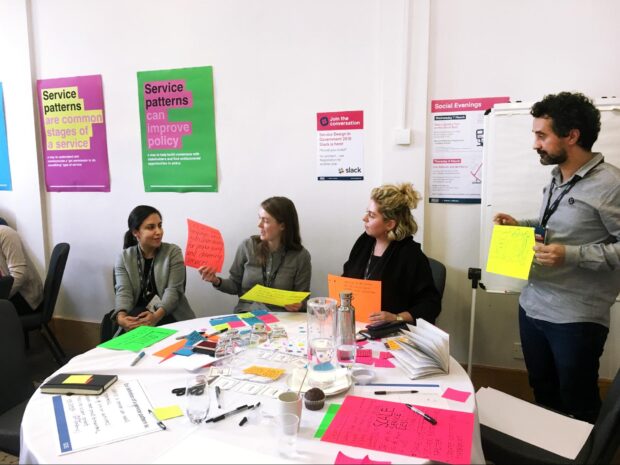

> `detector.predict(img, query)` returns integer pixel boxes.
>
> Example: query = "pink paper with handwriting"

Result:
[321,396,474,464]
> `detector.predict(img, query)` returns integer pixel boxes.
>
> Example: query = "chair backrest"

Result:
[0,300,35,414]
[0,275,13,299]
[428,257,446,299]
[577,368,620,464]
[40,243,70,322]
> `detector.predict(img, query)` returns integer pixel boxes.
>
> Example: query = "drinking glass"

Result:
[185,375,210,424]
[275,413,300,458]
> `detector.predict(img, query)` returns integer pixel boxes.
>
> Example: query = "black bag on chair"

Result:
[100,309,118,343]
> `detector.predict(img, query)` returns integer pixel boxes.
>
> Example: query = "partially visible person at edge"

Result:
[0,217,43,314]
[113,205,195,333]
[343,183,441,326]
[199,196,312,313]
[494,91,620,423]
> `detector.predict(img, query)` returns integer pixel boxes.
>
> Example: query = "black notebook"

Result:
[40,373,118,395]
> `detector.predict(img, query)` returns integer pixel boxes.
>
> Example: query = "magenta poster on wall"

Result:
[36,75,110,192]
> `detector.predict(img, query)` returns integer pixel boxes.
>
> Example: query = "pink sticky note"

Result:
[184,219,225,272]
[258,313,279,324]
[378,351,393,359]
[356,348,372,358]
[357,340,369,347]
[334,451,363,464]
[228,320,247,329]
[322,396,474,465]
[355,356,374,365]
[361,455,392,465]
[373,358,395,368]
[442,387,472,403]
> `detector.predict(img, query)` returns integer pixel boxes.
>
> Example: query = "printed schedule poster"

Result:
[137,66,218,192]
[317,110,364,181]
[0,83,11,191]
[36,75,110,192]
[429,97,509,203]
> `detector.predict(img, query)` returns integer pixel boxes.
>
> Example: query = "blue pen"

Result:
[130,351,146,366]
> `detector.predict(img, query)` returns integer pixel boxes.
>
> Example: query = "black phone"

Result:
[366,321,392,330]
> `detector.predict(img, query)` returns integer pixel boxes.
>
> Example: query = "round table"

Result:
[20,313,485,464]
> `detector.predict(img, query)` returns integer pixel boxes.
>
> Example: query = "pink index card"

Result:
[184,219,225,272]
[321,396,474,464]
[357,340,369,347]
[355,356,374,365]
[228,319,247,329]
[379,351,393,359]
[356,348,372,358]
[334,451,363,464]
[258,313,279,324]
[442,388,471,403]
[373,358,395,368]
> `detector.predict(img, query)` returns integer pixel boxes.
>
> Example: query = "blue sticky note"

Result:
[240,316,262,327]
[251,309,269,316]
[174,347,194,356]
[210,315,241,325]
[0,83,12,191]
[183,331,204,346]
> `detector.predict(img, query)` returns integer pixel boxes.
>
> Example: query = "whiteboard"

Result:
[479,99,620,293]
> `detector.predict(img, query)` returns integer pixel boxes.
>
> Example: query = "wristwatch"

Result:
[395,315,404,322]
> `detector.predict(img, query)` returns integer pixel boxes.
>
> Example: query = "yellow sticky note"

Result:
[486,225,536,280]
[212,323,230,331]
[385,340,402,350]
[63,375,93,384]
[238,312,255,318]
[240,284,310,307]
[153,405,184,421]
[243,365,286,380]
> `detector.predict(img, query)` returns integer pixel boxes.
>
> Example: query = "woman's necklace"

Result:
[364,244,380,280]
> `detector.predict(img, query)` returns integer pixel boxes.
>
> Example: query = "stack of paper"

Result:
[391,318,450,379]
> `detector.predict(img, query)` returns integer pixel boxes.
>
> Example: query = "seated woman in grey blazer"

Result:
[113,205,195,332]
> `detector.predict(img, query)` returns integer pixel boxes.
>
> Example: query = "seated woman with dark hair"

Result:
[343,183,441,325]
[113,205,195,333]
[199,196,312,313]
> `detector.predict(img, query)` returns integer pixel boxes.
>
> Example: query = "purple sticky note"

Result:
[442,387,471,403]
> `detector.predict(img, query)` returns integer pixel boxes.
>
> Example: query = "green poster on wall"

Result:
[137,66,217,192]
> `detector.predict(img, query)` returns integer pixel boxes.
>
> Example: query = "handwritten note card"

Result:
[321,396,474,464]
[240,284,310,307]
[98,326,176,352]
[486,225,535,280]
[327,274,381,323]
[184,218,225,272]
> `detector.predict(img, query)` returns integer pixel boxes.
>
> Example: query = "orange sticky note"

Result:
[327,274,381,323]
[243,365,286,380]
[153,340,186,358]
[184,219,225,272]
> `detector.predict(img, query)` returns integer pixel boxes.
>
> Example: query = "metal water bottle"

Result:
[335,291,356,367]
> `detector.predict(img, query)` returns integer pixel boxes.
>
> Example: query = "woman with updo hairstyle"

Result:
[112,205,195,333]
[199,196,312,313]
[343,183,441,325]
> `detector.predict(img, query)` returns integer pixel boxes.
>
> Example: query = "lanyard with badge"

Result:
[262,250,286,287]
[137,249,162,311]
[536,176,581,243]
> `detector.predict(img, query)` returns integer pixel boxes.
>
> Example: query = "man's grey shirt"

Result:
[519,153,620,327]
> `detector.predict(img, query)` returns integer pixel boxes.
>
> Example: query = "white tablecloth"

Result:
[20,313,485,464]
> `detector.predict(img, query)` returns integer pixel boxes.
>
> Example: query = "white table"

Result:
[20,313,485,464]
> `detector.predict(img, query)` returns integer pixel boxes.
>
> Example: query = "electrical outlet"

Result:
[512,342,524,360]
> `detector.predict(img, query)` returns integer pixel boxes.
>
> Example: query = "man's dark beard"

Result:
[538,148,567,165]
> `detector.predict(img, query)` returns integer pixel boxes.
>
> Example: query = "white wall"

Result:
[426,0,620,377]
[0,0,618,378]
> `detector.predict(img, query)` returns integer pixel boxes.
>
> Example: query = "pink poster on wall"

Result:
[37,75,110,192]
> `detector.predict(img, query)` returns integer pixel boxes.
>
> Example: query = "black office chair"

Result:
[481,368,620,464]
[19,243,70,366]
[427,257,446,299]
[0,275,13,299]
[0,300,36,456]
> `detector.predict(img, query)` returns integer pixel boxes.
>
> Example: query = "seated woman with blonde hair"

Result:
[343,183,440,325]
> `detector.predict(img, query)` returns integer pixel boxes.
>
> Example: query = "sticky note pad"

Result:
[153,405,184,421]
[63,375,93,384]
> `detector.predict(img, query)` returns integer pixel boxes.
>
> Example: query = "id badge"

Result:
[534,226,547,244]
[146,294,162,312]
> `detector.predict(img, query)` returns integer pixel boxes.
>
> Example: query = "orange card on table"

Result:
[327,274,381,323]
[153,340,187,358]
[184,219,225,272]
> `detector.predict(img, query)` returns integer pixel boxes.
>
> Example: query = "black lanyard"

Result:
[541,176,580,228]
[137,249,156,301]
[262,250,286,287]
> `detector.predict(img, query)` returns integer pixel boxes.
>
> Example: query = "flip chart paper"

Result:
[486,225,535,280]
[327,274,381,323]
[240,284,310,307]
[98,326,176,352]
[184,219,224,272]
[321,396,474,464]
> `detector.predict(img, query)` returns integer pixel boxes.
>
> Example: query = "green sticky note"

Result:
[314,403,341,438]
[212,323,229,332]
[98,326,177,351]
[238,312,254,319]
[153,405,184,420]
